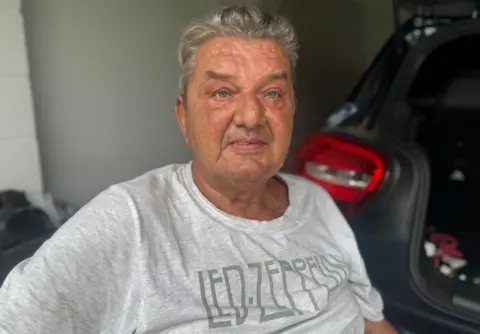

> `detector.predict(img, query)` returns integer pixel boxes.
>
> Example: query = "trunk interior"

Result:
[408,34,480,310]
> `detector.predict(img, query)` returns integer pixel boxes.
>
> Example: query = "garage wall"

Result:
[0,0,42,193]
[22,0,262,206]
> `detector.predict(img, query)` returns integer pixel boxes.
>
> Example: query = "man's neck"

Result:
[191,163,288,221]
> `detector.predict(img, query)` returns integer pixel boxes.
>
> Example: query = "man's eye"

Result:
[213,90,231,98]
[266,91,281,99]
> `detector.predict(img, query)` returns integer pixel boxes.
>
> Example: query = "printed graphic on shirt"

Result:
[198,254,350,329]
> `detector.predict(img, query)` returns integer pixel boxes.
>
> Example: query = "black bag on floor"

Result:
[0,190,54,251]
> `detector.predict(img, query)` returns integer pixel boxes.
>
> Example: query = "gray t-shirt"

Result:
[0,162,384,333]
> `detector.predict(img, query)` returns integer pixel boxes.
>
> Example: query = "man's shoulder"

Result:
[63,163,189,235]
[114,163,188,197]
[279,172,340,221]
[279,172,331,200]
[77,163,189,220]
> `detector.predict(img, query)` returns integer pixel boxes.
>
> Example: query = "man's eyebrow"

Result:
[266,71,288,82]
[204,70,289,84]
[205,70,234,81]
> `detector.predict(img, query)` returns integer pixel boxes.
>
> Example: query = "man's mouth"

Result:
[231,138,266,145]
[228,138,267,151]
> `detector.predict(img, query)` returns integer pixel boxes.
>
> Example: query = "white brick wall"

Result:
[0,0,43,193]
[0,0,19,10]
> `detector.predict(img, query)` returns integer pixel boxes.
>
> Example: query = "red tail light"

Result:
[292,133,387,215]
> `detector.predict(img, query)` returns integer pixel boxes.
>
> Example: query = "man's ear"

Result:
[175,94,190,147]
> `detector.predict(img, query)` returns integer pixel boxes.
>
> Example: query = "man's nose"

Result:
[233,94,267,128]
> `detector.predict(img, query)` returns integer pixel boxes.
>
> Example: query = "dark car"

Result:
[291,1,480,333]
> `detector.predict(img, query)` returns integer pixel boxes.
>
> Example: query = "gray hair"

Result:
[177,5,299,97]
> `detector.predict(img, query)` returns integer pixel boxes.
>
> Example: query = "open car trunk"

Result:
[409,34,480,314]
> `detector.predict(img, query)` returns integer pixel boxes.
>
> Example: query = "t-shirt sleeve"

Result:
[0,186,141,334]
[318,189,385,322]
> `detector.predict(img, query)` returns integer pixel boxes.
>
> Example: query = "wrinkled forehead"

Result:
[194,37,292,83]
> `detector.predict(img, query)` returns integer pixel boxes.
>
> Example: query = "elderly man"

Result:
[0,5,396,334]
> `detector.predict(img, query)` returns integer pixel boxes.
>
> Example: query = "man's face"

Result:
[175,37,295,184]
